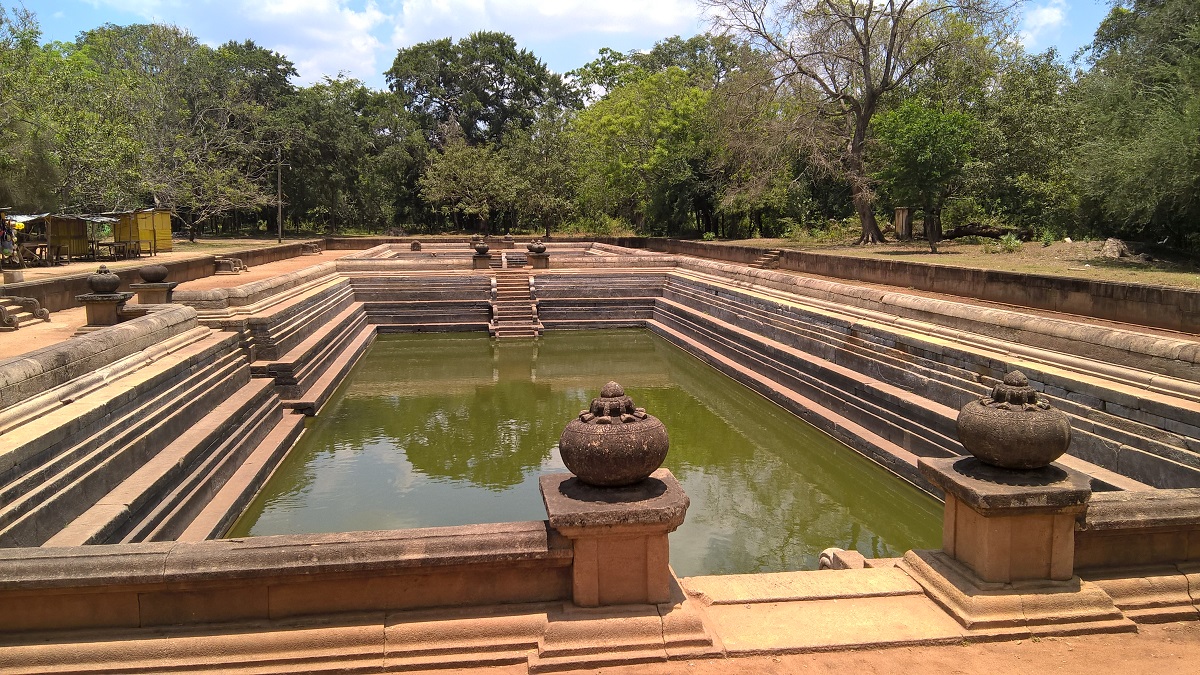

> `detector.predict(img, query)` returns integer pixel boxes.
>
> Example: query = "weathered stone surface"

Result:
[540,469,688,532]
[1082,488,1200,531]
[956,371,1073,469]
[920,456,1092,516]
[558,381,669,487]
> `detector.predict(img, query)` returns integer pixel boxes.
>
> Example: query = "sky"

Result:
[23,0,1113,89]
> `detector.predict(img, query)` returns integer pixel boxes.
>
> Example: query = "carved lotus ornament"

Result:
[559,381,669,487]
[956,371,1072,470]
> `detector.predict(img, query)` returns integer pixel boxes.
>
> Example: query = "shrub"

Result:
[999,232,1023,253]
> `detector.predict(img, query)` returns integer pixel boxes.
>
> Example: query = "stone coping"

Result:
[1081,488,1200,531]
[676,257,1200,383]
[0,521,570,591]
[0,304,199,410]
[633,237,1200,334]
[540,469,689,532]
[919,457,1092,515]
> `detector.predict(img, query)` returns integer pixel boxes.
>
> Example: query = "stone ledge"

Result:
[1082,488,1200,531]
[0,521,571,591]
[540,470,689,533]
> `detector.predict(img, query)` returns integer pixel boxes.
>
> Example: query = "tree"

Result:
[0,5,59,210]
[701,0,1011,243]
[873,99,978,244]
[386,31,576,147]
[571,68,715,235]
[419,130,518,233]
[970,50,1079,232]
[500,109,579,237]
[1071,0,1200,246]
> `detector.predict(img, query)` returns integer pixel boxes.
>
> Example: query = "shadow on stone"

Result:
[556,476,667,504]
[952,457,1068,487]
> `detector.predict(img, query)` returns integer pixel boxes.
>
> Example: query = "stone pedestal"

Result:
[541,469,688,607]
[76,292,134,328]
[472,254,493,270]
[129,282,177,305]
[500,236,515,250]
[924,456,1091,583]
[528,253,549,269]
[2,270,23,284]
[900,457,1130,632]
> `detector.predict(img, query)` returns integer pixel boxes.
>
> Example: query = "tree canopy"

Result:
[0,2,1197,251]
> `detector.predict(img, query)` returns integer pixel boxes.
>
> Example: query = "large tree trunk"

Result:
[849,114,885,244]
[852,183,885,244]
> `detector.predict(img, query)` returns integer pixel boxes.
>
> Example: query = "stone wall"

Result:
[0,522,571,633]
[630,238,1200,334]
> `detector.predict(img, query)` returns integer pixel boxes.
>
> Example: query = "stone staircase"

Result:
[750,249,782,269]
[490,270,541,339]
[489,251,528,268]
[0,325,304,547]
[0,296,49,331]
[652,269,1200,491]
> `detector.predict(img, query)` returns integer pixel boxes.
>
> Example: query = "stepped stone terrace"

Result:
[0,237,1197,673]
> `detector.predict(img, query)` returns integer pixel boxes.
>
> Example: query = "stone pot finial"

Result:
[474,241,490,255]
[87,265,122,294]
[138,264,169,283]
[558,381,669,487]
[410,240,422,251]
[956,371,1072,470]
[527,239,546,254]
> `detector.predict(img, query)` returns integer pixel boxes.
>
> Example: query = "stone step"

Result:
[0,342,252,546]
[42,379,280,546]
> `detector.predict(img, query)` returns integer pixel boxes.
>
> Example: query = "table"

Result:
[18,243,48,267]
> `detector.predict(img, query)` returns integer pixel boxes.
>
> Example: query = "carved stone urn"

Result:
[527,239,546,254]
[956,371,1071,470]
[474,241,490,255]
[87,265,122,294]
[137,264,169,283]
[410,240,422,251]
[559,381,669,487]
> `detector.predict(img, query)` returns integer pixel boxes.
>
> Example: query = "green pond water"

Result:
[228,330,941,576]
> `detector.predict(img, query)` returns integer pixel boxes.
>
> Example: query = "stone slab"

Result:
[540,469,689,533]
[682,567,923,606]
[700,593,964,654]
[920,457,1092,516]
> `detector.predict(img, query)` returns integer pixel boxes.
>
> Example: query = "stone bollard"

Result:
[471,241,492,270]
[129,264,177,304]
[540,382,687,607]
[899,371,1129,632]
[75,265,134,331]
[527,239,549,269]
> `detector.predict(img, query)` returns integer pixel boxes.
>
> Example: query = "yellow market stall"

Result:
[111,208,172,253]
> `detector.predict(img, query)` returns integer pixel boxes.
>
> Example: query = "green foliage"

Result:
[571,67,715,235]
[1072,0,1200,246]
[386,31,576,147]
[701,231,717,241]
[873,100,979,212]
[999,232,1023,252]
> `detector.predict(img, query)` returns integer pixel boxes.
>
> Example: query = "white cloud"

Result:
[68,0,706,86]
[389,0,698,49]
[234,0,388,84]
[1020,0,1068,49]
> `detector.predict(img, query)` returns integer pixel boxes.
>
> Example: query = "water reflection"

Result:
[228,330,941,575]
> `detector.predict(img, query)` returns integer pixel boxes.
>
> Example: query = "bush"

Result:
[701,231,717,241]
[999,232,1023,253]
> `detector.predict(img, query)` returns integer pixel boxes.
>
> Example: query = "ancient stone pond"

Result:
[228,329,942,576]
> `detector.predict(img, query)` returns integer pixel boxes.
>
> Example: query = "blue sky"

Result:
[24,1,1113,89]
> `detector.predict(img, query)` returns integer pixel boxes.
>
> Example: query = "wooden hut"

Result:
[112,208,173,253]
